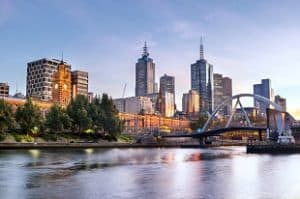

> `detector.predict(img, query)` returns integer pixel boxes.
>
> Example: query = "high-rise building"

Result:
[0,83,9,98]
[135,42,155,96]
[253,79,274,114]
[182,90,200,115]
[275,95,287,112]
[71,70,88,98]
[160,74,175,103]
[213,73,223,112]
[26,58,71,101]
[52,61,72,107]
[222,77,232,115]
[191,38,214,113]
[213,74,232,116]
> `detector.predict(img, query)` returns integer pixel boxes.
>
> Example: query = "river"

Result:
[0,147,300,199]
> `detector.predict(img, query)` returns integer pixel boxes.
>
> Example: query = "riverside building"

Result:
[26,58,71,101]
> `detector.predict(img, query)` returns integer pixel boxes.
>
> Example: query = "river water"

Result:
[0,147,300,199]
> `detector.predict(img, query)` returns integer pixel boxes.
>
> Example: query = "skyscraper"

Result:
[26,58,71,101]
[222,77,232,115]
[191,38,214,113]
[213,74,232,116]
[253,79,274,113]
[160,74,175,101]
[135,42,155,96]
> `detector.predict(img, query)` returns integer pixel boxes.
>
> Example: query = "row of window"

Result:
[27,78,53,85]
[28,87,52,92]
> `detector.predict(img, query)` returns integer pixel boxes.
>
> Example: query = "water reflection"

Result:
[0,147,300,199]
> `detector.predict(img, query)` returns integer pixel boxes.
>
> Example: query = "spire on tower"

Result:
[200,36,204,60]
[142,41,149,57]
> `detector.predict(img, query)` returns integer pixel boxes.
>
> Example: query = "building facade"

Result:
[160,74,175,100]
[0,83,9,98]
[26,58,71,101]
[159,92,175,117]
[71,70,88,98]
[213,74,232,116]
[191,40,214,113]
[275,95,287,112]
[253,79,274,114]
[113,96,154,114]
[52,61,72,107]
[135,42,155,96]
[182,90,200,115]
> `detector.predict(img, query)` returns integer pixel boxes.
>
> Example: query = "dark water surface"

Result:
[0,147,300,199]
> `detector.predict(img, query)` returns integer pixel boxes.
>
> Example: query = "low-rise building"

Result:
[113,96,154,114]
[71,70,88,98]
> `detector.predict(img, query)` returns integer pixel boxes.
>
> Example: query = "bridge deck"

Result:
[162,127,266,138]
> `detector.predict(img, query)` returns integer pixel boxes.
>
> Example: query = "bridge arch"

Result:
[202,93,284,132]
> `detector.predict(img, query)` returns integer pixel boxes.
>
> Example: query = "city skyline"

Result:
[1,1,300,118]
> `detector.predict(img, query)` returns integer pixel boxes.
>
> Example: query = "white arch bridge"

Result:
[163,93,295,139]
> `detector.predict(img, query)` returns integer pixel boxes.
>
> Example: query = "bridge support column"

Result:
[259,130,263,141]
[198,138,205,145]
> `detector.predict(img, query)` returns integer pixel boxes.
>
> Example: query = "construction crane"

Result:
[122,83,127,98]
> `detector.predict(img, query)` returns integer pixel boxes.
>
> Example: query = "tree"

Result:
[45,104,71,134]
[100,93,124,139]
[0,99,15,134]
[15,98,42,135]
[190,114,209,131]
[88,96,104,132]
[67,95,92,133]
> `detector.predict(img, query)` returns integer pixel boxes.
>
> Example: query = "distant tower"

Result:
[52,60,72,107]
[200,37,204,60]
[135,41,155,96]
[191,37,214,113]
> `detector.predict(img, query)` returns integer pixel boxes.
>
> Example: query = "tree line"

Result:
[0,94,124,141]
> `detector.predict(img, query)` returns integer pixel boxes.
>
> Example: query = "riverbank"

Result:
[0,142,245,149]
[247,143,300,153]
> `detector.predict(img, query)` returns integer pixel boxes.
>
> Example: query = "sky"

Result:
[1,0,300,118]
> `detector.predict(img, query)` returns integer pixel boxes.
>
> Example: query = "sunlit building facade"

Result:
[182,90,200,115]
[52,61,72,107]
[26,58,71,101]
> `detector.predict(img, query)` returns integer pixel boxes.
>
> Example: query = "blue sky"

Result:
[1,0,300,117]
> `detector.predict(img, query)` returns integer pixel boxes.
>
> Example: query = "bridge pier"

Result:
[259,130,263,141]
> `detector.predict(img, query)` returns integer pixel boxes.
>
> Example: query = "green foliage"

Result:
[15,98,42,134]
[88,97,104,132]
[190,114,209,130]
[99,94,124,139]
[117,134,133,143]
[0,99,15,134]
[67,95,92,133]
[45,104,71,134]
[12,133,33,142]
[40,132,57,141]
